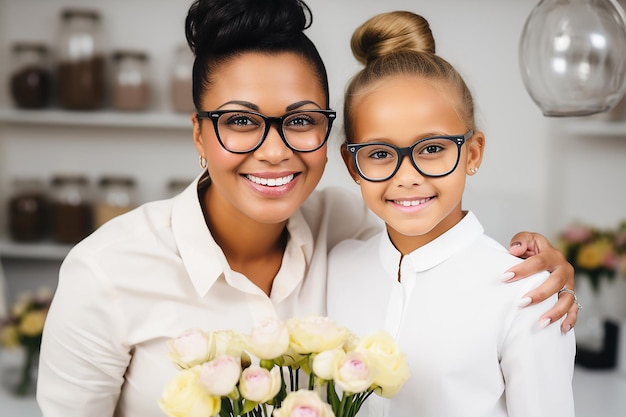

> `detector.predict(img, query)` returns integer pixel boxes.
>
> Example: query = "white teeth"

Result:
[246,174,294,186]
[394,198,429,207]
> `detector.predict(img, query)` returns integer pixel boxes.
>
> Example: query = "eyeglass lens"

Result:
[354,138,461,180]
[216,111,330,152]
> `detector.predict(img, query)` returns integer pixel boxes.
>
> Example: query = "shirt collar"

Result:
[379,211,484,275]
[171,173,315,299]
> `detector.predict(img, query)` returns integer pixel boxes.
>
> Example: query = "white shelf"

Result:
[0,108,193,130]
[0,236,72,261]
[560,118,626,137]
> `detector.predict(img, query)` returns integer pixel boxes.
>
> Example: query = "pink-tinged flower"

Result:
[273,390,335,417]
[159,367,221,417]
[198,354,241,396]
[333,351,374,394]
[239,365,282,403]
[245,318,290,360]
[561,224,593,243]
[287,316,349,355]
[167,328,213,369]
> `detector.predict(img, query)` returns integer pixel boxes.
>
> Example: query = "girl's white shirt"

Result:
[327,211,575,417]
[37,173,380,417]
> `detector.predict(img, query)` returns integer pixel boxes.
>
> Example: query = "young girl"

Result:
[327,11,575,417]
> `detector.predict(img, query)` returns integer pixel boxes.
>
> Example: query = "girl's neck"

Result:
[202,186,288,296]
[387,209,466,255]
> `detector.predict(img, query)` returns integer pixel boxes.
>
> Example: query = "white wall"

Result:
[0,0,625,245]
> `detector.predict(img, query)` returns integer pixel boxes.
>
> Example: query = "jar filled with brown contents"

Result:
[7,178,49,242]
[50,174,92,244]
[94,176,136,228]
[9,43,52,109]
[111,51,150,111]
[169,45,195,113]
[56,9,105,110]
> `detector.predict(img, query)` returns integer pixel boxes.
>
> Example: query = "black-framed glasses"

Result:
[197,109,336,153]
[346,130,473,182]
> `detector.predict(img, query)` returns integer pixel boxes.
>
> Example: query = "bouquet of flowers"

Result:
[0,287,53,395]
[159,316,410,417]
[557,221,626,291]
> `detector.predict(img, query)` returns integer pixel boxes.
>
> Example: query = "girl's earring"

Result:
[355,179,361,185]
[199,155,208,170]
[469,167,478,174]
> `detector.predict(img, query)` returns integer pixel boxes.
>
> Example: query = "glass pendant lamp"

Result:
[519,0,626,117]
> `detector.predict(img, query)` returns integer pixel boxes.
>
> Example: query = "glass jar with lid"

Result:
[93,176,136,228]
[9,42,52,109]
[7,178,49,242]
[56,8,105,110]
[169,44,195,113]
[50,174,93,244]
[111,50,150,111]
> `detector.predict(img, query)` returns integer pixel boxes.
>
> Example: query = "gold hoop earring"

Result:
[199,155,207,170]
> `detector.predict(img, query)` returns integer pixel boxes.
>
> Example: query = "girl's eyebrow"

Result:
[286,100,322,111]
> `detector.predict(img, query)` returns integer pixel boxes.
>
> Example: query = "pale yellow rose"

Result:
[18,310,46,337]
[356,331,409,398]
[167,328,213,369]
[214,329,246,358]
[273,390,335,417]
[239,365,282,403]
[287,316,349,354]
[159,367,221,417]
[246,318,290,360]
[311,348,345,381]
[0,325,20,348]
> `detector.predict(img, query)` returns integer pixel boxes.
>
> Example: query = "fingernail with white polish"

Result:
[517,297,532,308]
[539,318,551,328]
[500,271,515,282]
[562,324,573,334]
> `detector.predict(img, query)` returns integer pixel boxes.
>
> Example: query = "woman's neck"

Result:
[202,186,288,296]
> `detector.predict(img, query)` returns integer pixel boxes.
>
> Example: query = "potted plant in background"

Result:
[557,221,626,346]
[0,288,52,395]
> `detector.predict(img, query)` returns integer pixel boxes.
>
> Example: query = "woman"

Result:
[37,1,577,416]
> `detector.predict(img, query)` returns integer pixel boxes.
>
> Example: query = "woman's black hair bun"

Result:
[185,0,312,57]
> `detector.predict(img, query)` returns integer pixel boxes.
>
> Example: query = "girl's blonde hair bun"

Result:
[350,10,436,65]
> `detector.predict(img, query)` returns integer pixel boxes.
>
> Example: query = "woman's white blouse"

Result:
[36,175,380,417]
[327,211,575,417]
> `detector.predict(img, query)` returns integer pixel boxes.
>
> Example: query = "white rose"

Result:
[355,331,409,398]
[167,328,213,369]
[333,351,374,394]
[273,390,335,417]
[287,316,348,354]
[246,318,290,360]
[239,365,282,403]
[198,354,241,396]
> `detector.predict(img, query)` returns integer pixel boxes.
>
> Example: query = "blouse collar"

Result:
[379,211,484,277]
[171,173,314,298]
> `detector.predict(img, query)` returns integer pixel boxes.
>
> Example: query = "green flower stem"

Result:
[15,343,38,396]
